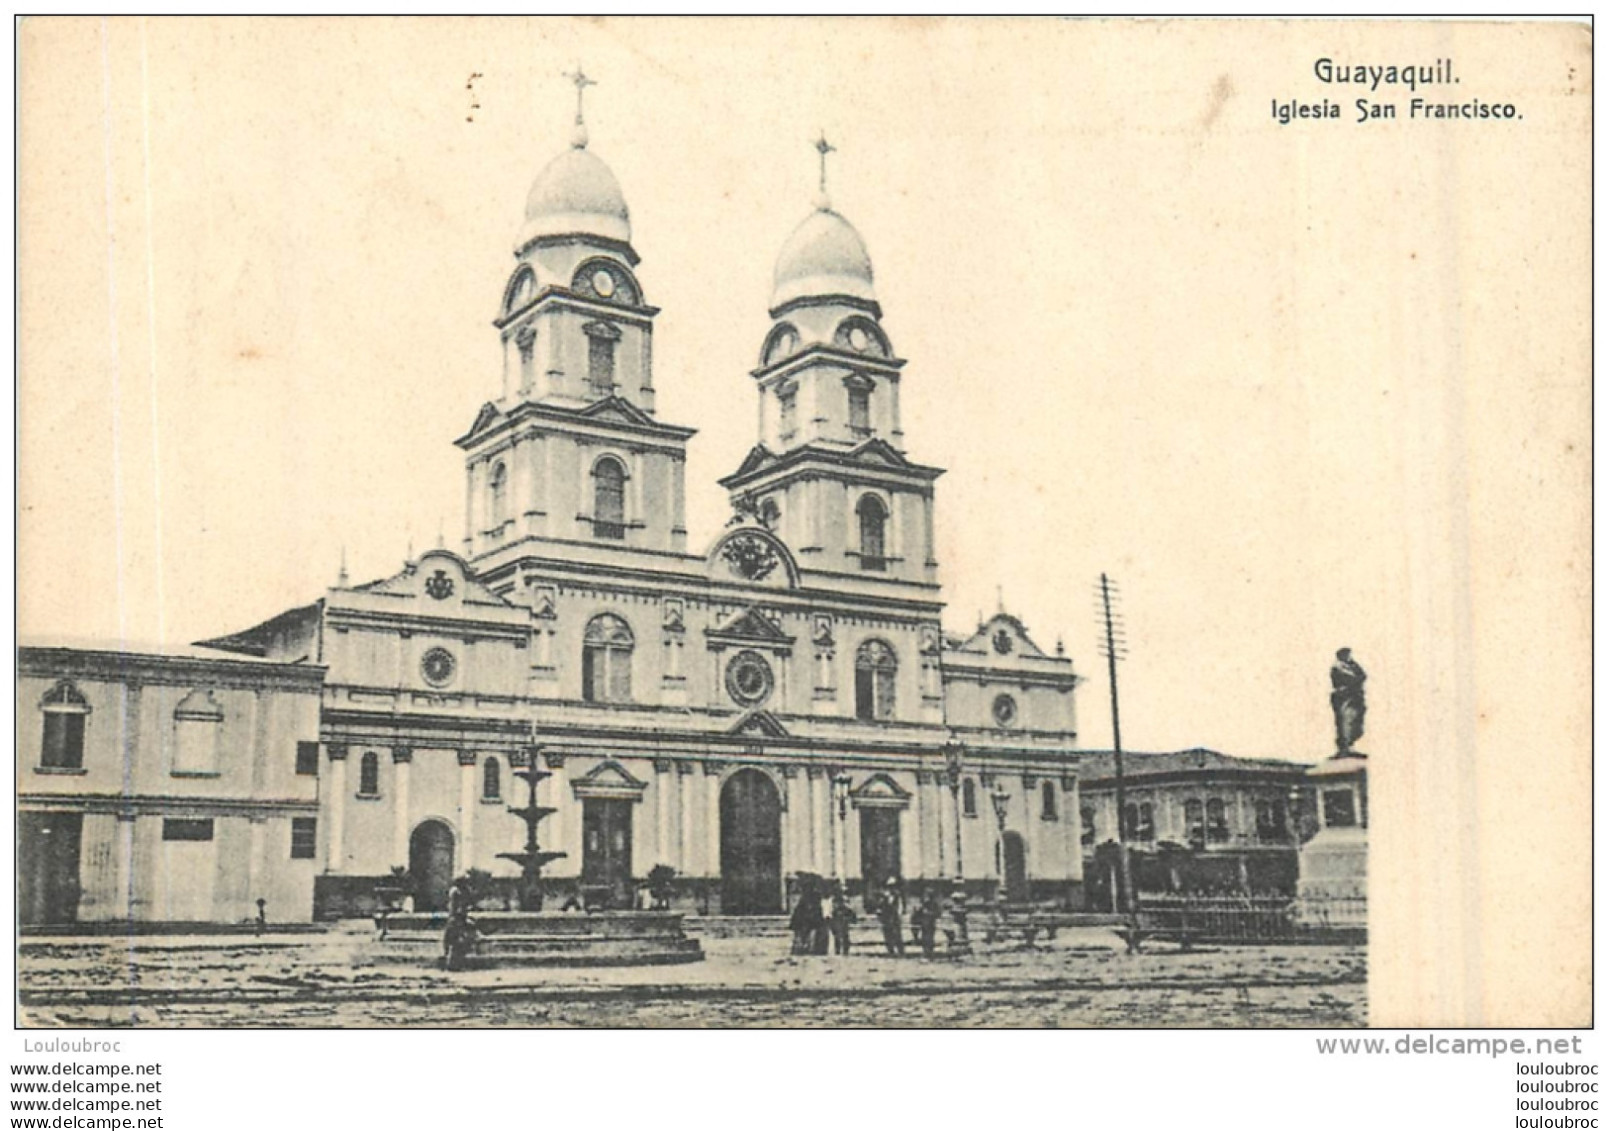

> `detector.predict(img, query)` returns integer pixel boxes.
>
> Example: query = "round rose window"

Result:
[421,647,457,687]
[725,650,775,708]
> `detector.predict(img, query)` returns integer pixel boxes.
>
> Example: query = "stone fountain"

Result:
[376,747,702,968]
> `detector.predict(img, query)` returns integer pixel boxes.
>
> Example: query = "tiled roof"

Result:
[1075,747,1309,781]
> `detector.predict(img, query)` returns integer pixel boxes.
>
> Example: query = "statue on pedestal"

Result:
[1329,648,1367,755]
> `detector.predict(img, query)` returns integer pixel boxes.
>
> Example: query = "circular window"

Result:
[848,326,870,351]
[421,647,457,687]
[592,269,616,298]
[992,694,1018,728]
[725,650,775,708]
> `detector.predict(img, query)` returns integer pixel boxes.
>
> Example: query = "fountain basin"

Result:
[375,910,704,968]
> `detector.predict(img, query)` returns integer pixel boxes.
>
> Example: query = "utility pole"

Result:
[1097,573,1140,943]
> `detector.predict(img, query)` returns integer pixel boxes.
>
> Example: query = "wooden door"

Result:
[409,821,455,912]
[858,807,903,890]
[719,770,782,914]
[582,799,634,904]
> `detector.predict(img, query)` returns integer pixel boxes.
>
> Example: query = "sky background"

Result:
[18,18,1589,773]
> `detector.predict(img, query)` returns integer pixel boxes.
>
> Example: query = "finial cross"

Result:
[563,65,597,125]
[814,131,836,195]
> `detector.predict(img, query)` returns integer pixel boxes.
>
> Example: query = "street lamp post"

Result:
[988,782,1011,944]
[990,783,1011,904]
[940,737,971,956]
[832,772,852,887]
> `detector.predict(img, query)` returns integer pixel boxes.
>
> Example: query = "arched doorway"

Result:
[1002,832,1029,904]
[719,769,782,914]
[408,820,455,912]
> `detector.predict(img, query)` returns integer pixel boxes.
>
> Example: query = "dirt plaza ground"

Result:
[18,920,1366,1029]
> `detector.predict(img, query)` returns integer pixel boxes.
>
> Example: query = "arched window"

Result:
[39,680,90,770]
[1184,799,1206,849]
[504,267,535,314]
[358,750,380,797]
[1041,781,1058,821]
[1206,798,1230,843]
[962,777,978,818]
[853,639,897,720]
[489,462,508,527]
[583,613,634,703]
[483,757,501,802]
[856,495,887,572]
[593,457,626,540]
[172,688,223,776]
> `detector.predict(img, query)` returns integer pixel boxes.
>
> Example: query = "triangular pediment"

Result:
[710,605,793,644]
[730,710,789,738]
[729,444,778,479]
[847,437,912,469]
[570,758,648,800]
[849,772,912,809]
[576,396,658,428]
[462,402,504,442]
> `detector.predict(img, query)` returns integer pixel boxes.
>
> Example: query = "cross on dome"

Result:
[814,130,836,210]
[562,65,597,148]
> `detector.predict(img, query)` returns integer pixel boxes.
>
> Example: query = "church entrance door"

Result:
[409,820,455,912]
[1002,831,1028,903]
[719,769,782,914]
[582,799,634,906]
[858,807,902,890]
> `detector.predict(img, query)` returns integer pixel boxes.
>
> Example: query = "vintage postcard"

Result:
[14,17,1591,1043]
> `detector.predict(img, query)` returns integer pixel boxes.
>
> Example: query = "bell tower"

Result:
[721,137,942,586]
[459,71,693,564]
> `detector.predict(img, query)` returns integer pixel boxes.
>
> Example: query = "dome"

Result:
[770,206,875,310]
[520,142,631,248]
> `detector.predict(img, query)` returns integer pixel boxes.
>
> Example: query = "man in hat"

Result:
[876,876,906,956]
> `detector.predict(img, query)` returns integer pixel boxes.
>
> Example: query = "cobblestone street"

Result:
[19,925,1366,1028]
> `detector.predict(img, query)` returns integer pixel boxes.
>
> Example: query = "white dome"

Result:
[770,206,875,310]
[520,143,631,247]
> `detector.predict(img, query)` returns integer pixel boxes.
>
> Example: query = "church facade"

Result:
[18,102,1094,925]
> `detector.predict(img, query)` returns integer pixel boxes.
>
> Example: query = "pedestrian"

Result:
[912,888,941,957]
[789,876,824,956]
[254,898,267,937]
[876,876,905,956]
[442,873,477,970]
[829,882,855,955]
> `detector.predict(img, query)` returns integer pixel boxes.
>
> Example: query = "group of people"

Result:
[789,875,953,958]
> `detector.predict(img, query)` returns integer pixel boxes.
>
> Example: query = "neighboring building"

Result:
[17,646,325,927]
[1077,747,1310,909]
[19,103,1096,925]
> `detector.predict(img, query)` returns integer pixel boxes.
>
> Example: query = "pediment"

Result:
[850,772,912,809]
[730,710,789,738]
[846,437,912,469]
[709,605,793,645]
[576,395,657,428]
[570,759,648,800]
[462,402,505,443]
[951,613,1050,659]
[729,444,778,479]
[350,549,514,610]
